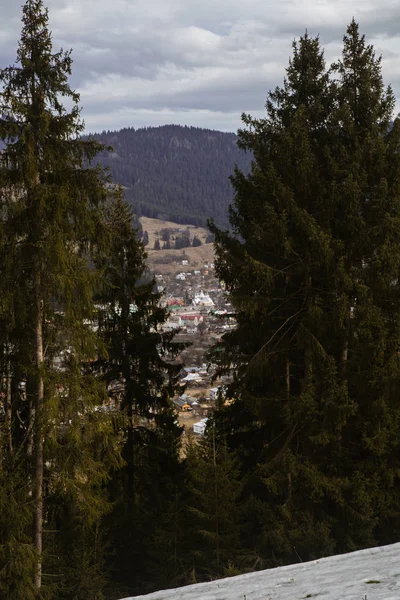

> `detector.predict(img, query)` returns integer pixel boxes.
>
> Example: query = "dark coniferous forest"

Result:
[89,125,252,227]
[1,2,400,600]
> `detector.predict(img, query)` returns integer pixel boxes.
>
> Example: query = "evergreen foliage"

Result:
[205,232,215,244]
[0,2,137,597]
[192,236,202,247]
[183,426,243,581]
[93,195,186,596]
[210,22,400,566]
[175,234,191,250]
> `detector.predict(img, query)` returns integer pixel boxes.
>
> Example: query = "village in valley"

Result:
[141,216,236,436]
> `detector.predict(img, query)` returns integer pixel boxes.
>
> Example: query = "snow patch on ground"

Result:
[121,542,400,600]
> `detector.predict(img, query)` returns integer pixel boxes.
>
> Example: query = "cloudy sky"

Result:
[1,0,400,133]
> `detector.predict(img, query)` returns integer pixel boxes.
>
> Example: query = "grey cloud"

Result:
[1,0,400,132]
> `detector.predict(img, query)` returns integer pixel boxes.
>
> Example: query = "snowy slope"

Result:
[121,542,400,600]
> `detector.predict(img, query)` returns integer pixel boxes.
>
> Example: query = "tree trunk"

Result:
[26,390,34,458]
[304,347,313,388]
[5,359,13,456]
[33,284,44,591]
[212,426,220,572]
[340,339,349,377]
[127,396,134,514]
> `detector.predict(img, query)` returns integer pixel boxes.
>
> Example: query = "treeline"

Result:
[151,227,209,250]
[2,2,400,599]
[88,124,251,228]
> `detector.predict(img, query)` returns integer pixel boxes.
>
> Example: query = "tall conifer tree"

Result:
[328,20,400,546]
[210,24,400,562]
[0,1,118,595]
[183,426,242,580]
[94,195,185,596]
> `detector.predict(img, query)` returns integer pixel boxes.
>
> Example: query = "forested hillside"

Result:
[89,125,251,227]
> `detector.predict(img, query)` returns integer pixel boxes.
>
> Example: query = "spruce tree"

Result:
[328,20,400,547]
[94,195,185,595]
[183,426,242,581]
[0,1,118,595]
[210,24,400,564]
[210,31,345,561]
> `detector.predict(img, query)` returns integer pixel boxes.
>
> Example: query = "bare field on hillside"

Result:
[140,216,209,248]
[140,217,215,274]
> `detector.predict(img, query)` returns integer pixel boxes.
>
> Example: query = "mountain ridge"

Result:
[88,124,252,228]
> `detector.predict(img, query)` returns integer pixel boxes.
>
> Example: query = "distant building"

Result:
[193,418,208,435]
[173,398,192,412]
[167,297,185,307]
[180,393,193,404]
[186,324,198,334]
[209,387,219,400]
[181,372,202,383]
[163,315,181,331]
[210,385,227,401]
[179,314,203,326]
[193,290,214,308]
